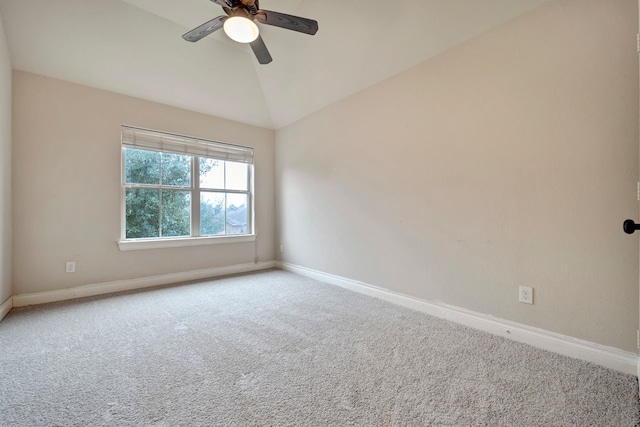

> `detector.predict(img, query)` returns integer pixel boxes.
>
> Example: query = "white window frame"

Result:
[117,126,256,252]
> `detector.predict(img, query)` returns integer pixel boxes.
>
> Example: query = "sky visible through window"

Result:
[199,157,248,191]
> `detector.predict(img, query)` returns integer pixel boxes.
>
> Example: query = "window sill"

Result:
[117,234,256,251]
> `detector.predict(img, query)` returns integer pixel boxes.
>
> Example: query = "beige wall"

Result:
[276,0,640,352]
[0,14,11,304]
[12,71,275,295]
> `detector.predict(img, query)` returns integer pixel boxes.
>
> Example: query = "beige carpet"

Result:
[0,269,638,426]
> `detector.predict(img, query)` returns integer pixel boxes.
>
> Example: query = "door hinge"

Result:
[636,33,640,53]
[636,182,640,201]
[636,329,639,349]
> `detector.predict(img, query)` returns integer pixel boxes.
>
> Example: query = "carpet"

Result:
[0,269,638,426]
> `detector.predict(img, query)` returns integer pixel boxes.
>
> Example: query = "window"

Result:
[119,126,254,250]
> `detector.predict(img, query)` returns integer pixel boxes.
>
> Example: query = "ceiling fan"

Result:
[182,0,319,65]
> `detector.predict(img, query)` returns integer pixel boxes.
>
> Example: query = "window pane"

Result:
[125,148,160,185]
[226,193,248,234]
[226,161,248,191]
[200,158,224,189]
[161,153,191,187]
[161,190,191,237]
[125,188,159,238]
[200,192,225,236]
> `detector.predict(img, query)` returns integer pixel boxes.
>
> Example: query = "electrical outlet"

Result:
[65,261,76,273]
[519,286,533,304]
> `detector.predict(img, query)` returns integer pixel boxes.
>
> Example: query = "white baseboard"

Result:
[276,261,638,376]
[0,296,12,321]
[12,261,276,308]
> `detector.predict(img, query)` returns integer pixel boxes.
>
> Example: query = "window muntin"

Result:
[121,127,253,242]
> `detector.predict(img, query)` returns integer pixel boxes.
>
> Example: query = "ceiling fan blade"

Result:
[182,16,226,42]
[255,10,318,35]
[250,35,273,64]
[210,0,232,7]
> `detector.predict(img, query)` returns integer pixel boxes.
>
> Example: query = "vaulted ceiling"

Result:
[0,0,554,129]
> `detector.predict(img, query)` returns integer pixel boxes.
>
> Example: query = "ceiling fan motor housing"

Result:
[224,0,259,17]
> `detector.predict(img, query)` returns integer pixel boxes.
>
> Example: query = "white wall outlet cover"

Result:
[65,261,76,273]
[519,286,533,304]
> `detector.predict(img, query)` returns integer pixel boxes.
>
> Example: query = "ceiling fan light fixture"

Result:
[224,16,259,43]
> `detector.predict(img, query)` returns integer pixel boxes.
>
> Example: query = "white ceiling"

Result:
[0,0,554,129]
